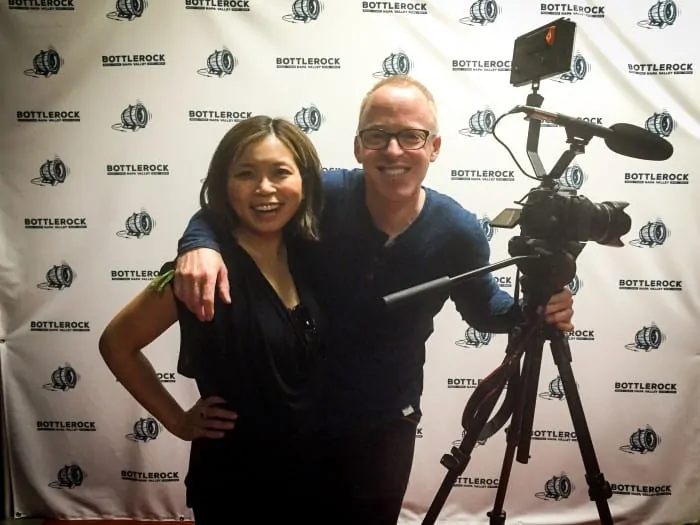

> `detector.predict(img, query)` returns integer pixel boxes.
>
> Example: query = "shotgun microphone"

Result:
[513,105,673,161]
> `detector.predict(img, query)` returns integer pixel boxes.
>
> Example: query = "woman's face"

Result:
[227,134,303,238]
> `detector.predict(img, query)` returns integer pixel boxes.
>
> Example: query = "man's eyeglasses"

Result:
[357,128,431,150]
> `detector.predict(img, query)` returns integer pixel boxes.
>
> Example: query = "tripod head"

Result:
[506,236,580,307]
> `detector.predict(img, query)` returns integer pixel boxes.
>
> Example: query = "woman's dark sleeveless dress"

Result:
[164,235,324,521]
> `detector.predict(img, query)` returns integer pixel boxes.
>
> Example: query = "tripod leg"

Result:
[515,328,545,465]
[488,331,545,525]
[422,377,506,525]
[549,331,614,525]
[422,389,501,524]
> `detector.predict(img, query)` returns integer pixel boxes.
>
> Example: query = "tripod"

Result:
[419,238,613,524]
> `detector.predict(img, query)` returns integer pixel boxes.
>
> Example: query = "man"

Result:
[173,75,574,524]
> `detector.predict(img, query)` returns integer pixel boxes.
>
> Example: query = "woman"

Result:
[99,115,325,523]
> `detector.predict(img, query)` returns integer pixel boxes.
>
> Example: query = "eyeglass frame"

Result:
[356,127,435,151]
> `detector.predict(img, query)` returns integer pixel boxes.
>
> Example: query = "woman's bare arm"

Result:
[99,283,187,435]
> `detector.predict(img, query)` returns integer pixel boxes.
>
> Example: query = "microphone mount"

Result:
[521,80,594,187]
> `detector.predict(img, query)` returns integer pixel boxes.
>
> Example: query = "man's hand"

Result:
[542,288,574,332]
[173,248,229,321]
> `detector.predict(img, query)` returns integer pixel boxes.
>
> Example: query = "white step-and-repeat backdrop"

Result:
[0,0,698,523]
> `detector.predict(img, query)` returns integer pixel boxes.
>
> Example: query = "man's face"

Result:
[354,84,441,204]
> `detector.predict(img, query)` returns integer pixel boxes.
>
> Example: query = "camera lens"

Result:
[589,201,632,247]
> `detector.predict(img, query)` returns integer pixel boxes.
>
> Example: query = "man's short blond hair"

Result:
[357,75,439,133]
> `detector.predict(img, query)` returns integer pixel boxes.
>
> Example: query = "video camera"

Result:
[495,185,632,248]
